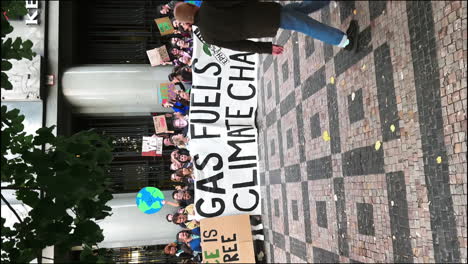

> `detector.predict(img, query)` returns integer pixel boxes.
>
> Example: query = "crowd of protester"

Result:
[153,1,202,263]
[161,143,200,262]
[154,2,265,263]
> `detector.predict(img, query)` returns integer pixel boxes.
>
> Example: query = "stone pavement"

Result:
[256,1,467,263]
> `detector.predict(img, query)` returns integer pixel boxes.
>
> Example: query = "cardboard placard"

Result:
[146,46,170,66]
[153,115,173,134]
[159,82,177,104]
[200,214,255,264]
[141,136,163,156]
[155,16,175,36]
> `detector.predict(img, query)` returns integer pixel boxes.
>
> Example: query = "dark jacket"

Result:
[194,0,282,54]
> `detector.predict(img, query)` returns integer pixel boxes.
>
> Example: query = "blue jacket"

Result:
[189,227,201,252]
[172,101,189,115]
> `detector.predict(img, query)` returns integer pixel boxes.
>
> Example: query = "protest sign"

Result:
[189,26,261,218]
[141,136,163,156]
[154,16,175,35]
[159,82,177,104]
[146,46,170,66]
[200,214,255,263]
[184,0,202,7]
[153,115,173,134]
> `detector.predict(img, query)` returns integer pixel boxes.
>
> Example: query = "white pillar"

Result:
[62,65,173,116]
[96,191,181,248]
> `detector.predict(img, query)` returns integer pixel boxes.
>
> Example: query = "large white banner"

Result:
[189,26,261,219]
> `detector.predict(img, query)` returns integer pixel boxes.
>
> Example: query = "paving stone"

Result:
[321,6,334,63]
[257,1,467,262]
[316,201,328,228]
[348,88,365,123]
[356,202,375,236]
[282,61,289,83]
[305,36,315,58]
[291,200,299,221]
[307,155,333,180]
[340,0,355,23]
[369,0,387,21]
[270,169,281,185]
[286,128,294,149]
[310,113,321,139]
[292,32,301,88]
[407,1,461,262]
[267,80,272,99]
[274,199,280,217]
[289,237,307,261]
[280,91,296,117]
[302,66,326,100]
[313,247,339,263]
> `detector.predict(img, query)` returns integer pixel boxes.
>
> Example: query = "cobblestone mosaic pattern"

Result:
[257,1,467,263]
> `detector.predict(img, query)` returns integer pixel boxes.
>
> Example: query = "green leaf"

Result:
[1,60,12,71]
[4,0,28,17]
[2,38,13,49]
[5,108,20,119]
[1,71,12,90]
[98,191,113,203]
[1,102,114,263]
[16,189,39,207]
[33,126,56,145]
[95,148,113,163]
[22,39,33,50]
[203,44,212,56]
[12,37,22,50]
[1,15,14,37]
[80,246,98,262]
[67,142,91,154]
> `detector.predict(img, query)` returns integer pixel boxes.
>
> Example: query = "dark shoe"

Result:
[344,20,359,52]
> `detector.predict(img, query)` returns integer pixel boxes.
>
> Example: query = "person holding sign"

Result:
[156,0,184,17]
[171,170,194,184]
[174,1,359,54]
[162,188,194,208]
[172,113,189,137]
[172,211,200,229]
[177,227,202,252]
[163,242,194,259]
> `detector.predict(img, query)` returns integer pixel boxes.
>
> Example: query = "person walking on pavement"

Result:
[174,0,359,55]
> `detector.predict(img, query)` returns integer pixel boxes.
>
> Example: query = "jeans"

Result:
[279,1,346,46]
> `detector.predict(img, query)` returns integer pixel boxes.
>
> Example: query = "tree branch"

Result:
[1,186,40,191]
[0,193,23,224]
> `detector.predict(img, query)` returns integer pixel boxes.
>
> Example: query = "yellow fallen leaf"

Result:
[375,140,381,150]
[353,9,357,15]
[390,124,396,132]
[436,156,442,164]
[362,64,366,70]
[322,130,331,141]
[330,77,335,84]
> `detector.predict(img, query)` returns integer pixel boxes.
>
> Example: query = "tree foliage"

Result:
[1,105,115,263]
[1,0,36,90]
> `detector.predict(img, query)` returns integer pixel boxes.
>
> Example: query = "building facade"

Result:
[1,1,181,258]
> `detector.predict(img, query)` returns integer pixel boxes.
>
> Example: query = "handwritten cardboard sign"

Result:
[146,46,170,66]
[159,82,177,104]
[141,136,163,156]
[155,16,175,36]
[200,214,255,263]
[153,115,173,134]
